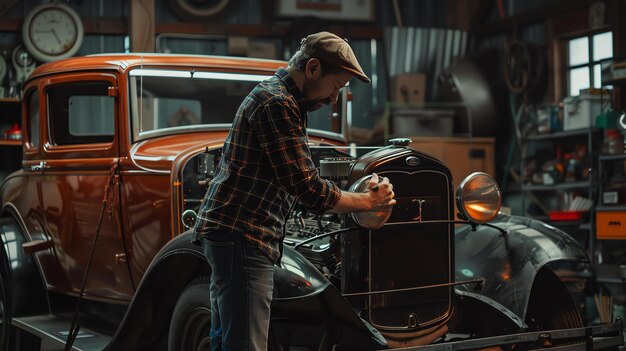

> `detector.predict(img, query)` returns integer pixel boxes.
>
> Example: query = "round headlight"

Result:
[456,172,501,224]
[348,175,393,229]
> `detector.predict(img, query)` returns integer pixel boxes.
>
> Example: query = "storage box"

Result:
[549,210,586,222]
[563,93,605,130]
[391,108,453,137]
[596,211,626,239]
[408,137,495,218]
[389,73,426,103]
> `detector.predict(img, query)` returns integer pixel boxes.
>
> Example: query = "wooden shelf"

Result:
[521,180,590,191]
[0,140,21,146]
[596,205,626,212]
[525,128,598,141]
[599,153,626,161]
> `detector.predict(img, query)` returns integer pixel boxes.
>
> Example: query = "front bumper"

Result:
[388,321,624,351]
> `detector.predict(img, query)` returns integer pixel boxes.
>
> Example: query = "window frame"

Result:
[24,87,40,152]
[43,73,118,157]
[565,29,614,97]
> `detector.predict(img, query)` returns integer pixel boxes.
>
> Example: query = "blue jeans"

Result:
[203,231,275,351]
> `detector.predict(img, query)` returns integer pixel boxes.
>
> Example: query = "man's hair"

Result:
[289,50,343,76]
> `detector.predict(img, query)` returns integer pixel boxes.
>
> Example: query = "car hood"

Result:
[129,131,229,172]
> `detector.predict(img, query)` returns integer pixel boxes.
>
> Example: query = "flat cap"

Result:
[300,31,371,83]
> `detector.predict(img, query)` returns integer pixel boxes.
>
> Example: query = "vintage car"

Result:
[0,54,622,351]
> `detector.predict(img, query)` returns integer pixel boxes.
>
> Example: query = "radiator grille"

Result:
[368,170,452,330]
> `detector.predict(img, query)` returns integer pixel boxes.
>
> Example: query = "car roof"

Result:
[28,53,287,81]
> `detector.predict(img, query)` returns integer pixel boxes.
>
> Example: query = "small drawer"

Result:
[596,211,626,239]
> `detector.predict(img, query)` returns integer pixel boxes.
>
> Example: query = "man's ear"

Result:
[305,58,322,80]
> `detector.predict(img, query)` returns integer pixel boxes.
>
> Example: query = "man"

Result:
[193,31,396,351]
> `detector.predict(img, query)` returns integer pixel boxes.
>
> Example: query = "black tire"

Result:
[0,266,9,351]
[0,223,41,351]
[168,277,212,351]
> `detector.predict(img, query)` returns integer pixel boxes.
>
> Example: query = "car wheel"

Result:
[0,268,9,351]
[168,277,212,351]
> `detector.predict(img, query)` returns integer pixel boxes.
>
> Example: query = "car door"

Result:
[39,73,134,301]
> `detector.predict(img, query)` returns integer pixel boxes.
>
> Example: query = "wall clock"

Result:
[22,3,84,62]
[168,0,231,20]
[11,45,36,84]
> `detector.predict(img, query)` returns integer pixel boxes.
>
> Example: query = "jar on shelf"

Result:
[603,130,624,154]
[4,123,21,140]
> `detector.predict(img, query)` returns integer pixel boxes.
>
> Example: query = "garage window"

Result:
[47,81,115,145]
[567,31,613,96]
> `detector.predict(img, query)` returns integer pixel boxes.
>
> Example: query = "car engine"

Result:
[180,147,356,285]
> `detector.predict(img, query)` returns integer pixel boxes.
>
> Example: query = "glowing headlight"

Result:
[456,172,501,224]
[348,175,393,229]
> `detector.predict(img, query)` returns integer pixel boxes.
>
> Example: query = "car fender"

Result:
[454,213,587,324]
[106,231,334,349]
[105,230,208,350]
[274,244,387,349]
[108,231,385,349]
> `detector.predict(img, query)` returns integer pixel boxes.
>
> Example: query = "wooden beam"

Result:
[129,0,155,52]
[83,18,127,35]
[0,18,127,35]
[0,19,20,31]
[155,23,279,37]
[155,23,383,40]
[469,0,495,28]
[472,0,595,37]
[606,0,624,111]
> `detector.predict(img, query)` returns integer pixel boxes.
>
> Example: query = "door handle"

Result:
[30,161,47,171]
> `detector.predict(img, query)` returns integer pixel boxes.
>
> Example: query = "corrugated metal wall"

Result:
[385,27,468,101]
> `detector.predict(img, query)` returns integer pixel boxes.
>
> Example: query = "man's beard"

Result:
[302,98,331,112]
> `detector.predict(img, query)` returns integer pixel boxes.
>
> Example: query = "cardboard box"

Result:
[389,73,426,103]
[391,108,454,136]
[248,41,277,59]
[408,137,495,217]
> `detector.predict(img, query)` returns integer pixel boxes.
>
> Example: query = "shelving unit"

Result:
[0,140,21,146]
[594,151,626,329]
[520,127,600,252]
[521,181,590,191]
[596,151,626,240]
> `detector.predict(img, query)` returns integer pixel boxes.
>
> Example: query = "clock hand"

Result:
[51,28,62,45]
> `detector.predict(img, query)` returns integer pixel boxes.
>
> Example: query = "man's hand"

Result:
[366,173,396,210]
[330,173,397,213]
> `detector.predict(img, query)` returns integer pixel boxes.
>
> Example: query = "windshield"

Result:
[128,69,346,142]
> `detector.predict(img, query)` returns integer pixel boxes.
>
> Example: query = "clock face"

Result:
[22,3,84,62]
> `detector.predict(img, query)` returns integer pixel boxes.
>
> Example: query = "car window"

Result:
[47,81,115,145]
[128,69,345,141]
[129,70,263,140]
[26,89,39,149]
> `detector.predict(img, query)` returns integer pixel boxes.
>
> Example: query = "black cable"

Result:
[293,227,358,251]
[65,165,118,351]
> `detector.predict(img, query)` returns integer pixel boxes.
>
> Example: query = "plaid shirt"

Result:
[192,67,342,263]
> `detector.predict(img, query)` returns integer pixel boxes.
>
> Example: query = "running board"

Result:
[12,315,112,351]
